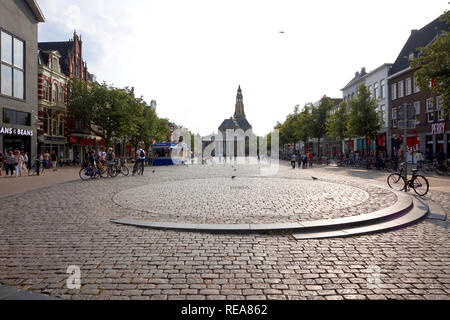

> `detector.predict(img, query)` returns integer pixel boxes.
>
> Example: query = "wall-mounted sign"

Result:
[431,122,445,135]
[0,127,34,136]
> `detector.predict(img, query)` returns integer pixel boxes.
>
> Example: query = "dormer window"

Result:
[52,56,59,72]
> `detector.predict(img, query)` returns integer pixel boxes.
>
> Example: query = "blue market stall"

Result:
[151,142,188,166]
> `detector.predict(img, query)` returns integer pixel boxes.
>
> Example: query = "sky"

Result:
[37,0,448,137]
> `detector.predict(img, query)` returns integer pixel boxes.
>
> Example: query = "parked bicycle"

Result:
[79,161,105,181]
[387,162,429,196]
[114,159,129,176]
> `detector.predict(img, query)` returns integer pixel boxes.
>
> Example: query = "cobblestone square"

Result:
[0,163,449,300]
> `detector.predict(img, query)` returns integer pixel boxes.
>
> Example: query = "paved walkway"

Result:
[0,162,448,300]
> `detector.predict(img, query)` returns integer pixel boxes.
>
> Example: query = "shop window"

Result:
[1,30,24,99]
[2,108,30,126]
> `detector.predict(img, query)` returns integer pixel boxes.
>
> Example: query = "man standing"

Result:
[5,151,14,177]
[43,150,50,169]
[136,145,146,175]
[51,151,58,171]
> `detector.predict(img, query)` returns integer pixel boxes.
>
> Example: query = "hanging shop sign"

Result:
[431,122,446,135]
[0,127,34,136]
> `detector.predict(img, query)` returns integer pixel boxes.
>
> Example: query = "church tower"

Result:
[234,85,246,119]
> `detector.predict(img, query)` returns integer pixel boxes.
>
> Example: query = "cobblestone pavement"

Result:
[0,162,449,300]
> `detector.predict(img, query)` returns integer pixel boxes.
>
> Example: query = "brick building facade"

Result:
[388,16,449,163]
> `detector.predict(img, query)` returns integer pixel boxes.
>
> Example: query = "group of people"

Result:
[0,150,29,177]
[86,145,147,175]
[290,152,313,169]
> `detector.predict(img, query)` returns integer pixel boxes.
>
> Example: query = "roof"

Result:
[218,116,252,132]
[390,16,449,75]
[25,0,45,22]
[38,41,72,74]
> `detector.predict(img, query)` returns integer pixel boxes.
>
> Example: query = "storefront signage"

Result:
[431,122,445,135]
[0,127,34,136]
[44,136,67,143]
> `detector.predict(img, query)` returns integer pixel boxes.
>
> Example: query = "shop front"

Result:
[68,135,104,164]
[0,126,33,155]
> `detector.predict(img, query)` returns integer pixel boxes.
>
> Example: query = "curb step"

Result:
[292,196,429,240]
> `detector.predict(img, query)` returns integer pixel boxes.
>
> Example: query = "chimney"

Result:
[411,29,418,34]
[355,71,359,78]
[361,67,366,75]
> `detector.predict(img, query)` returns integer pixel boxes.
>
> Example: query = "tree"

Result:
[68,78,141,148]
[310,96,334,155]
[294,104,313,153]
[410,11,450,114]
[326,102,348,153]
[347,84,383,168]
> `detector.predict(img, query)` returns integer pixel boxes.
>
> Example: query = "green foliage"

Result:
[410,10,450,114]
[67,77,187,149]
[326,101,348,140]
[310,96,334,154]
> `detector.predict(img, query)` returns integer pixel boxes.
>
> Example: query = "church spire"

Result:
[234,85,246,118]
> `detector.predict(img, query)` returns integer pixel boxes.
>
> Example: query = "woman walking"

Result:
[14,151,24,177]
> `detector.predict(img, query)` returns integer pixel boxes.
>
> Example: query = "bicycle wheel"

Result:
[79,168,92,181]
[387,173,406,191]
[111,165,119,177]
[120,165,129,176]
[412,175,429,196]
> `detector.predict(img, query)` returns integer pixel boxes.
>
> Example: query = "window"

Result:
[52,114,58,136]
[380,80,385,99]
[43,112,49,134]
[0,30,24,99]
[2,108,30,126]
[374,82,379,99]
[414,101,420,116]
[52,83,58,103]
[368,85,372,98]
[58,114,64,136]
[405,78,411,96]
[43,80,49,100]
[437,96,444,121]
[392,107,398,120]
[379,105,387,126]
[426,98,434,112]
[398,80,404,98]
[426,98,434,123]
[52,57,59,72]
[413,76,420,93]
[391,83,397,100]
[58,85,64,103]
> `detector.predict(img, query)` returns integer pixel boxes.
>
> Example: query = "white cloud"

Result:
[38,0,448,136]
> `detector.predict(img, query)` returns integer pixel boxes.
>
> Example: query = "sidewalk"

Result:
[0,167,80,198]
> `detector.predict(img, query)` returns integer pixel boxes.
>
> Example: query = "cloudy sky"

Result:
[37,0,448,136]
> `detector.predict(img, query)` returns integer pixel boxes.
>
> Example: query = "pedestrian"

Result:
[35,153,41,176]
[14,151,24,177]
[297,153,302,169]
[302,153,307,169]
[307,152,313,168]
[136,145,146,175]
[23,152,29,172]
[51,151,58,171]
[290,153,297,169]
[5,151,14,177]
[43,150,50,168]
[416,150,424,170]
[0,150,3,176]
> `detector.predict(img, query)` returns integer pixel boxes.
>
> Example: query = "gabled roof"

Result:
[25,0,45,22]
[390,16,449,75]
[38,41,72,74]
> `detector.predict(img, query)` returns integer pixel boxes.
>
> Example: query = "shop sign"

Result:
[0,127,34,136]
[44,136,67,143]
[69,136,78,144]
[431,122,445,135]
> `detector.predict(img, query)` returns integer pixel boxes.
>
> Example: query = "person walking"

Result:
[14,151,24,177]
[5,151,14,177]
[43,150,50,169]
[50,151,58,171]
[0,150,4,176]
[136,145,146,175]
[290,153,297,169]
[23,152,29,172]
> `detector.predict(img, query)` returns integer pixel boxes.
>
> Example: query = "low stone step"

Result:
[426,201,447,221]
[292,196,429,240]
